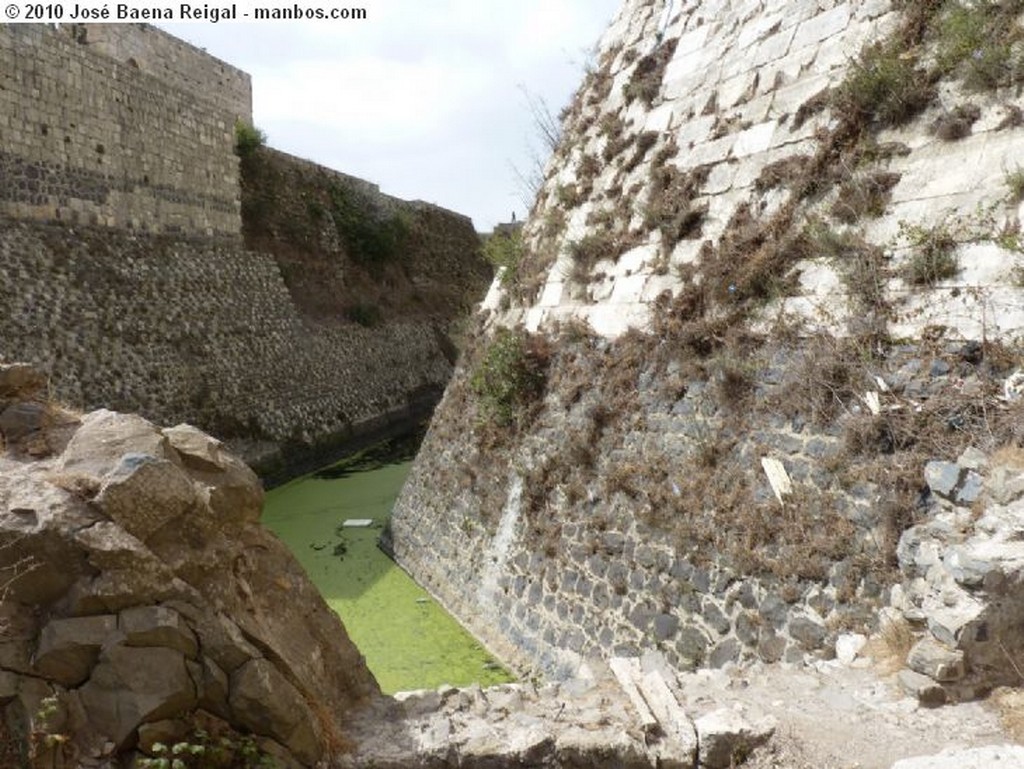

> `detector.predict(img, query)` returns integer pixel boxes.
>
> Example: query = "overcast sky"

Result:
[158,2,620,232]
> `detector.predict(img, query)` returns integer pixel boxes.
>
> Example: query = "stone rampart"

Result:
[0,24,240,236]
[69,23,253,122]
[391,0,1024,691]
[0,219,462,472]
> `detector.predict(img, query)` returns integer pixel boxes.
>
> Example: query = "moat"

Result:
[261,431,514,694]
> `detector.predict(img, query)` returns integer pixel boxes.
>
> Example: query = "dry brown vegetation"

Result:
[622,37,679,106]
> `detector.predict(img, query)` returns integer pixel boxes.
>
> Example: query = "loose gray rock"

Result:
[0,401,46,441]
[229,658,322,765]
[924,461,963,500]
[789,613,827,649]
[907,637,965,682]
[0,363,46,398]
[78,645,198,747]
[694,708,775,769]
[33,614,119,686]
[897,669,947,707]
[120,605,198,659]
[956,471,983,505]
[1,387,380,767]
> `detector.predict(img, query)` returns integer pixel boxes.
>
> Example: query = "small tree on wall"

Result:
[234,120,266,157]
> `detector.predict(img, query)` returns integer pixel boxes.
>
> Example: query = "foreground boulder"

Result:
[0,363,379,767]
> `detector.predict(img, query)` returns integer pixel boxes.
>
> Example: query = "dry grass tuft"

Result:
[990,443,1024,471]
[622,38,678,106]
[991,687,1024,743]
[831,171,902,223]
[867,612,916,674]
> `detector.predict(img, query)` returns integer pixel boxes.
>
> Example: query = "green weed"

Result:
[899,221,959,285]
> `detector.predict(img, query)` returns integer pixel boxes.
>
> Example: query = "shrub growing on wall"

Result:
[483,229,525,286]
[471,328,549,428]
[233,120,266,157]
[328,183,410,268]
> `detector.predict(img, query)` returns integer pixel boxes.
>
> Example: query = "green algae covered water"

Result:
[261,433,513,694]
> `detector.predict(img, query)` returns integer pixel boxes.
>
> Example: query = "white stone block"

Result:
[790,4,851,51]
[643,103,675,134]
[770,116,824,148]
[679,135,736,168]
[670,239,705,268]
[674,114,717,149]
[616,243,659,275]
[835,633,867,665]
[732,121,777,158]
[564,208,592,243]
[705,161,737,195]
[891,132,1023,203]
[890,285,1015,341]
[663,27,711,80]
[812,38,855,73]
[719,71,756,108]
[736,11,785,52]
[739,94,775,125]
[752,26,797,69]
[855,0,892,21]
[523,307,545,333]
[797,260,843,295]
[958,242,1019,286]
[589,275,616,303]
[537,279,565,308]
[770,0,821,30]
[642,274,678,302]
[779,295,846,333]
[624,98,654,129]
[586,302,651,338]
[480,277,505,312]
[611,273,651,303]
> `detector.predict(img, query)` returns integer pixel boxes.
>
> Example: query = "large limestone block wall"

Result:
[391,0,1024,685]
[72,23,253,123]
[0,24,240,235]
[488,0,1024,340]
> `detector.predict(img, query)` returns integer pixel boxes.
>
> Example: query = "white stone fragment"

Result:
[694,708,776,769]
[864,392,881,416]
[761,457,792,504]
[835,633,867,665]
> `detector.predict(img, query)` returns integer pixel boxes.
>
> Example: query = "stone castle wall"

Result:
[0,25,489,473]
[391,0,1024,688]
[0,220,456,472]
[71,23,253,122]
[0,24,240,235]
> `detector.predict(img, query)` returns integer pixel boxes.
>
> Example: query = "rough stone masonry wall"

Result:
[0,220,456,473]
[391,0,1024,684]
[0,24,240,235]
